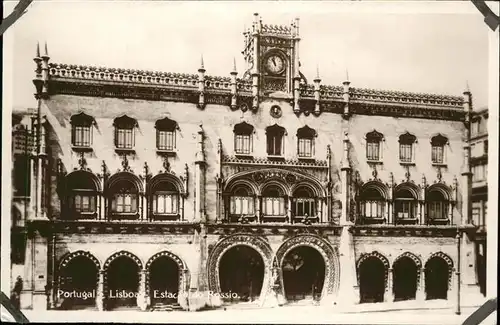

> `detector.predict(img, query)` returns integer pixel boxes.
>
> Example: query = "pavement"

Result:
[20,298,495,324]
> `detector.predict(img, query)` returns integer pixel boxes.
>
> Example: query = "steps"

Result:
[150,302,183,312]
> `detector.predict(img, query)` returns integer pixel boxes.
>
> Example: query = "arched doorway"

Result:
[106,256,140,310]
[282,246,325,302]
[359,257,386,303]
[393,257,418,301]
[149,256,180,306]
[425,257,449,300]
[219,245,264,303]
[59,255,98,310]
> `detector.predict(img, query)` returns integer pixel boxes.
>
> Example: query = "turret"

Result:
[230,58,238,110]
[197,55,206,109]
[342,70,351,118]
[314,65,321,115]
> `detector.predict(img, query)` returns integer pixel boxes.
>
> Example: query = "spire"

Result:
[200,54,205,70]
[36,42,40,58]
[315,64,320,79]
[43,41,49,57]
[345,69,350,82]
[232,57,237,74]
[465,80,471,93]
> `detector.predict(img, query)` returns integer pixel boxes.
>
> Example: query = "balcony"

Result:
[357,217,386,225]
[395,217,419,225]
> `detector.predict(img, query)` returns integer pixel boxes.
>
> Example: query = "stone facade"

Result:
[11,14,484,312]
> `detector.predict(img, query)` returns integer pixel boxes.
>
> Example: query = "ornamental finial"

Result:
[35,42,40,58]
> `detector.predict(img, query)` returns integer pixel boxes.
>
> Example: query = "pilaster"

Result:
[336,226,359,305]
[96,270,104,311]
[137,269,147,311]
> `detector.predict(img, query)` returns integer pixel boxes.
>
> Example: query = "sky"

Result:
[4,1,491,111]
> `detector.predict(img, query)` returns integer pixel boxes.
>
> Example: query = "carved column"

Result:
[256,195,261,223]
[287,196,292,223]
[387,268,394,302]
[180,196,185,221]
[137,269,147,311]
[384,201,389,222]
[96,270,104,311]
[340,133,351,225]
[416,267,425,300]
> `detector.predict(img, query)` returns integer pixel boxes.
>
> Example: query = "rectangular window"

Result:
[431,145,444,164]
[13,155,30,197]
[366,141,380,161]
[472,201,482,226]
[73,126,92,147]
[473,165,485,181]
[484,140,488,155]
[362,201,384,218]
[230,196,254,215]
[294,198,315,217]
[153,193,178,214]
[267,135,283,156]
[399,144,413,163]
[157,130,176,151]
[73,194,96,213]
[262,197,285,216]
[298,138,313,158]
[115,128,134,149]
[113,194,137,213]
[395,200,417,219]
[235,134,251,155]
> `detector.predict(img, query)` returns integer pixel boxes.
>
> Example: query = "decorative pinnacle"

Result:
[43,41,49,57]
[465,80,470,93]
[314,64,321,82]
[231,57,237,74]
[345,69,350,82]
[36,42,40,58]
[199,55,205,71]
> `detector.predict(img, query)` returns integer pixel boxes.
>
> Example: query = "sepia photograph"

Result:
[1,1,498,323]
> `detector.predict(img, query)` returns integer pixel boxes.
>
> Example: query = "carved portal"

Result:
[274,234,340,303]
[207,234,273,305]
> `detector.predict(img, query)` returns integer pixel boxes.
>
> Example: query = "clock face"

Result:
[265,55,285,75]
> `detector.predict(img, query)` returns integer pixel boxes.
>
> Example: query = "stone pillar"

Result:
[387,268,394,302]
[416,267,425,301]
[384,201,389,222]
[340,132,351,225]
[287,196,292,223]
[256,195,261,223]
[96,270,104,311]
[137,270,147,311]
[336,226,359,306]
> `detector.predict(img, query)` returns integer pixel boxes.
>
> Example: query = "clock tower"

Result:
[242,13,301,96]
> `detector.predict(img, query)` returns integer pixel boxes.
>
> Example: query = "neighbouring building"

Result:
[11,14,485,312]
[469,107,488,296]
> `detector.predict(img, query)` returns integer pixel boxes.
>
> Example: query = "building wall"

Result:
[42,94,466,225]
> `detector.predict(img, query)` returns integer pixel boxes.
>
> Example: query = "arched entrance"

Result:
[59,255,98,310]
[359,257,386,303]
[219,245,265,303]
[425,256,450,300]
[149,256,180,306]
[282,246,325,302]
[393,257,418,301]
[106,255,141,310]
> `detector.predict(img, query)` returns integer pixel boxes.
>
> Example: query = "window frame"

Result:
[113,115,138,151]
[297,126,316,159]
[398,132,417,164]
[430,134,448,165]
[233,122,254,156]
[70,112,95,149]
[266,125,286,157]
[155,117,178,152]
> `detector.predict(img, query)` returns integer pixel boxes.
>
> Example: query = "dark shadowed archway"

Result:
[393,256,419,301]
[425,256,451,300]
[358,254,388,303]
[282,246,325,302]
[105,253,142,310]
[219,245,265,303]
[58,253,99,310]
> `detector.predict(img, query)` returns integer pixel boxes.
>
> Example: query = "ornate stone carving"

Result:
[207,234,273,304]
[144,251,188,298]
[356,251,390,290]
[275,234,340,300]
[425,252,454,286]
